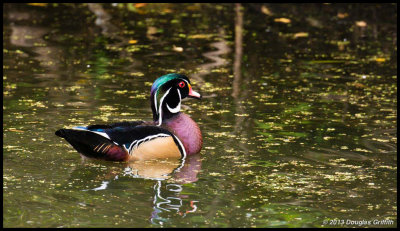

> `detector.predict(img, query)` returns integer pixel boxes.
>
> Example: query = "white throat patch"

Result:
[156,86,183,126]
[166,89,181,113]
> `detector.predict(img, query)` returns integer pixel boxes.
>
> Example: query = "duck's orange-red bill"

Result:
[188,85,202,99]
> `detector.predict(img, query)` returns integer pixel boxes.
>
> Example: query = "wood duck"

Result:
[55,73,203,161]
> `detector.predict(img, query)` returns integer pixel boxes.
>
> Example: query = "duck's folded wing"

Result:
[85,120,145,130]
[55,125,186,161]
[55,128,129,161]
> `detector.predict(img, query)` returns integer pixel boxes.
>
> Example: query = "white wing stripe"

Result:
[71,127,111,140]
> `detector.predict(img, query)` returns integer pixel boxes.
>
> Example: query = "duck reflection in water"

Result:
[78,153,202,225]
[151,180,199,225]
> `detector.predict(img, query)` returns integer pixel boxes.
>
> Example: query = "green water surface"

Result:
[3,3,397,228]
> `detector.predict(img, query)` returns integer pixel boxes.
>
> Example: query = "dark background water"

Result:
[3,3,397,228]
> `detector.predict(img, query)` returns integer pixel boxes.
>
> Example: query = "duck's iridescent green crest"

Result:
[150,73,189,96]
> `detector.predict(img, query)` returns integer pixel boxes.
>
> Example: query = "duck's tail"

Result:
[55,129,129,161]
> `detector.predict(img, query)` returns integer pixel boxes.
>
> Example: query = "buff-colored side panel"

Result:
[129,136,181,161]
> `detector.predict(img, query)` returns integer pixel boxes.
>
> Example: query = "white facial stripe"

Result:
[157,87,172,126]
[166,89,181,113]
[154,90,158,114]
[155,78,187,126]
[182,79,190,86]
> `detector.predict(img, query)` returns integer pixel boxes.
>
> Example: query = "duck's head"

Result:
[150,73,201,125]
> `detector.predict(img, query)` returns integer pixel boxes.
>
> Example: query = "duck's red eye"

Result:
[178,81,185,88]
